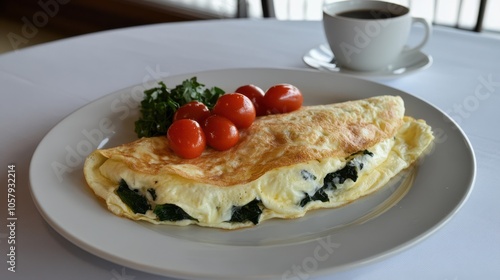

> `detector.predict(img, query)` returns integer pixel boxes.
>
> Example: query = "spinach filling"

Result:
[228,199,263,225]
[299,150,374,207]
[116,179,265,224]
[147,188,157,201]
[154,204,197,222]
[115,179,151,214]
[301,170,317,181]
[115,179,195,222]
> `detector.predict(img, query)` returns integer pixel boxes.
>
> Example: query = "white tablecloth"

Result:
[1,19,499,279]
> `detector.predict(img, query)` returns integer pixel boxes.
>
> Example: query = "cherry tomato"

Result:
[173,101,211,124]
[235,84,267,116]
[167,119,206,159]
[212,93,256,129]
[263,84,303,114]
[203,115,239,151]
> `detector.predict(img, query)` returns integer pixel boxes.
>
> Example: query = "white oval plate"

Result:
[30,68,475,280]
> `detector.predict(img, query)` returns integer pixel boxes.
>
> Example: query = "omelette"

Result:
[83,95,434,229]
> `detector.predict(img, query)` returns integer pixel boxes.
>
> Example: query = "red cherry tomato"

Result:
[212,93,256,129]
[173,101,211,124]
[203,115,239,151]
[264,84,303,114]
[235,84,267,116]
[167,119,206,159]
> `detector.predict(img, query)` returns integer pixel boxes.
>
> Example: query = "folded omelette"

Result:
[84,95,434,229]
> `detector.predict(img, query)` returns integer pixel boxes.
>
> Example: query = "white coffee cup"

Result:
[322,0,431,72]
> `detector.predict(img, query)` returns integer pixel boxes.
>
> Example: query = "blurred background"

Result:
[1,0,499,54]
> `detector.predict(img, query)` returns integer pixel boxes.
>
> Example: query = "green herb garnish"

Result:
[134,77,225,138]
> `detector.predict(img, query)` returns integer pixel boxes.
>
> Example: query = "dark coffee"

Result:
[337,9,400,20]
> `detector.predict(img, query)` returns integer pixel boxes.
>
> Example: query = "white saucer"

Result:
[303,44,432,78]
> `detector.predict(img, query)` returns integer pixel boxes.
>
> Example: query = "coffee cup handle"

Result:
[402,17,432,54]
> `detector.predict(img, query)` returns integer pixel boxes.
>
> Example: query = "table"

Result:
[1,19,499,280]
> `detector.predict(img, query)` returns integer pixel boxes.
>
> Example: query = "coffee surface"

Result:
[337,9,400,19]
